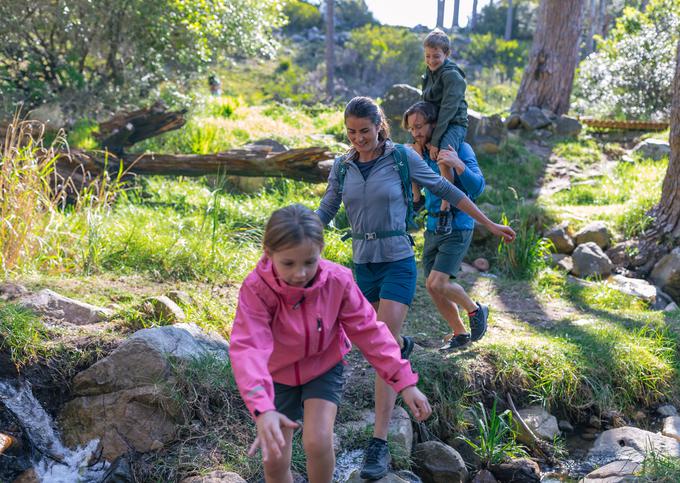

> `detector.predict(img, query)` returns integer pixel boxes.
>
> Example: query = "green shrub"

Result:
[466,33,529,83]
[0,303,48,367]
[283,0,322,32]
[459,401,527,467]
[497,210,553,280]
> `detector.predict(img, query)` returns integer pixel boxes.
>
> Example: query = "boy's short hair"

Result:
[424,28,450,54]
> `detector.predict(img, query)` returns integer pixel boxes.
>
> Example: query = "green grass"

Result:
[639,450,680,481]
[0,303,49,367]
[552,138,603,168]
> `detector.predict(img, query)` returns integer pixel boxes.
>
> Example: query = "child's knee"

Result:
[263,453,292,476]
[302,430,334,458]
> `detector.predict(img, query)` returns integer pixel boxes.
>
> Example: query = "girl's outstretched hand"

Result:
[401,386,432,422]
[490,223,516,243]
[248,410,299,462]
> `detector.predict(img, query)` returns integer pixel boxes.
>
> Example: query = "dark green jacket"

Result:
[421,59,468,149]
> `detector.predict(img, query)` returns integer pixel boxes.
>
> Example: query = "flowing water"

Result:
[0,378,110,482]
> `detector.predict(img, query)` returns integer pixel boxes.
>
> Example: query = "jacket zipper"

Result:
[316,318,324,353]
[294,361,301,386]
[301,296,310,358]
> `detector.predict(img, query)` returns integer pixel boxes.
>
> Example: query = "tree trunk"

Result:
[652,40,680,241]
[325,0,335,98]
[585,0,597,54]
[511,0,585,115]
[470,0,479,30]
[55,146,335,187]
[597,0,607,38]
[504,0,514,40]
[436,0,445,29]
[451,0,460,31]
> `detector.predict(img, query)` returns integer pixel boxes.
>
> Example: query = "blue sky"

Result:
[364,0,493,28]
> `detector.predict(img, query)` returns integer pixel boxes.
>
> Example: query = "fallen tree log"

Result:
[56,145,336,185]
[95,101,186,154]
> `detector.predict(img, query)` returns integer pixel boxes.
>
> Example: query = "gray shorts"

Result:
[274,362,344,421]
[422,229,473,279]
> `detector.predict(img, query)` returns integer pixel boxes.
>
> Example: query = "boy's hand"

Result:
[490,223,516,243]
[400,386,432,422]
[248,410,298,462]
[428,145,440,160]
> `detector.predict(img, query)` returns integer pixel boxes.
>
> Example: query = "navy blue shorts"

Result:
[354,256,417,306]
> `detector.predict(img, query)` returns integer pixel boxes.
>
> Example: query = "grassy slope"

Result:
[2,79,679,479]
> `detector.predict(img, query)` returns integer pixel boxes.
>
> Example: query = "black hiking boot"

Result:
[439,333,471,353]
[360,438,391,480]
[469,303,489,342]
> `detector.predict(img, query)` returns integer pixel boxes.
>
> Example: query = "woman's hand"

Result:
[248,410,299,462]
[400,386,432,422]
[489,223,516,243]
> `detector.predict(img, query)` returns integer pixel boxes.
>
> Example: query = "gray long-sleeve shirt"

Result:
[317,141,467,264]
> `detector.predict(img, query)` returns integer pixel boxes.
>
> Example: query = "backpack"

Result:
[336,144,419,239]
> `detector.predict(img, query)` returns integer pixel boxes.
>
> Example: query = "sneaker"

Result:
[360,438,391,480]
[439,333,471,352]
[435,209,452,235]
[400,335,414,360]
[469,303,489,342]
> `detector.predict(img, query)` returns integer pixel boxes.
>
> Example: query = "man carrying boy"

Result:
[413,28,469,235]
[404,101,488,352]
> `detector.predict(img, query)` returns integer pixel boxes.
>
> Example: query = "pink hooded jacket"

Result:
[230,256,419,418]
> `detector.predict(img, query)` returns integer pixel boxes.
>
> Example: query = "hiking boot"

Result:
[435,209,452,235]
[469,303,489,342]
[360,438,391,480]
[400,335,415,360]
[439,333,471,352]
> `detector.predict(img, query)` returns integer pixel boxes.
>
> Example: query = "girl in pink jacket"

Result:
[230,204,431,483]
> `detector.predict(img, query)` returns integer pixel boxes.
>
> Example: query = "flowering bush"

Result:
[574,0,679,120]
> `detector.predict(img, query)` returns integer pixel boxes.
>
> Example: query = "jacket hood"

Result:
[254,255,331,305]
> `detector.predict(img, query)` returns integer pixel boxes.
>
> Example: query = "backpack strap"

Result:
[392,144,419,233]
[336,157,349,195]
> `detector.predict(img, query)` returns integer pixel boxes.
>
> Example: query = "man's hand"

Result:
[248,410,299,462]
[401,386,432,422]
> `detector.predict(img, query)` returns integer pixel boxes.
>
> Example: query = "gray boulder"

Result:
[18,289,112,325]
[554,115,582,137]
[29,102,65,129]
[650,247,680,303]
[571,242,613,278]
[580,460,640,482]
[59,323,229,460]
[550,254,574,272]
[489,459,540,482]
[605,275,658,304]
[632,139,671,161]
[517,406,560,442]
[520,107,552,131]
[662,416,680,442]
[469,114,507,154]
[0,282,28,301]
[574,221,611,249]
[345,470,409,483]
[413,441,468,483]
[382,84,422,143]
[138,295,186,324]
[588,427,680,461]
[545,223,575,254]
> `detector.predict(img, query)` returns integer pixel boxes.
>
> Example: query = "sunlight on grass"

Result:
[0,303,48,367]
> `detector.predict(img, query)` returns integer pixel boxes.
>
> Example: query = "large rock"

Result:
[489,459,540,483]
[345,470,409,483]
[571,242,613,278]
[468,113,507,154]
[516,406,560,442]
[650,247,680,303]
[588,427,680,462]
[0,282,28,301]
[554,115,582,137]
[574,221,611,250]
[413,441,467,483]
[662,416,680,442]
[580,460,640,482]
[139,295,186,324]
[550,254,574,272]
[28,102,65,129]
[180,471,247,483]
[545,223,575,254]
[18,289,112,325]
[520,107,552,131]
[631,139,671,161]
[59,323,229,460]
[382,84,422,143]
[605,275,658,304]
